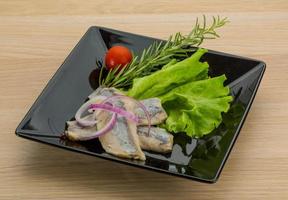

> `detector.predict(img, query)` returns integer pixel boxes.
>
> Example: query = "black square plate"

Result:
[15,26,265,183]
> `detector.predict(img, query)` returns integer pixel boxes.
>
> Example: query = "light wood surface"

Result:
[0,1,288,199]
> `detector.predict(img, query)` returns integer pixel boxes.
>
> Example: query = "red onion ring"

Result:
[75,92,151,137]
[75,97,105,127]
[67,113,117,141]
[102,94,151,136]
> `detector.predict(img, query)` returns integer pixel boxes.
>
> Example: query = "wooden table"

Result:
[1,1,287,199]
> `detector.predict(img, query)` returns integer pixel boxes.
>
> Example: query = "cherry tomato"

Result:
[105,46,132,71]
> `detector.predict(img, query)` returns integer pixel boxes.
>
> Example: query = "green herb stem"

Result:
[99,15,229,88]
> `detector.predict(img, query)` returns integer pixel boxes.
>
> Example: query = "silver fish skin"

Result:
[136,98,168,126]
[137,126,173,153]
[88,87,122,99]
[89,88,167,126]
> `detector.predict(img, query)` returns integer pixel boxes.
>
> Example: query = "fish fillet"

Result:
[97,98,145,160]
[136,98,168,125]
[137,126,173,153]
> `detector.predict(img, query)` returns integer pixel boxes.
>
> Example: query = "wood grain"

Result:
[0,1,288,199]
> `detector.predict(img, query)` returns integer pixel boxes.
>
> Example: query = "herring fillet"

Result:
[66,114,97,141]
[89,88,168,126]
[136,98,168,126]
[66,119,174,154]
[137,126,173,153]
[97,98,146,160]
[66,87,171,160]
[92,87,145,160]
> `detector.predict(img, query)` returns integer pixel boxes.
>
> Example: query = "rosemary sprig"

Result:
[99,15,229,88]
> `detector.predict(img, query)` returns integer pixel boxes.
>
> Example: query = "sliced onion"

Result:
[67,113,117,141]
[75,97,105,127]
[75,92,151,136]
[102,94,151,136]
[88,103,139,123]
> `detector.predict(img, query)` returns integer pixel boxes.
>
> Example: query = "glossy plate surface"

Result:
[16,26,265,183]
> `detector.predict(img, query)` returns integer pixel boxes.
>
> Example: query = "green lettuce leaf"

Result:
[162,58,178,69]
[127,48,232,138]
[128,48,209,99]
[159,75,233,138]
